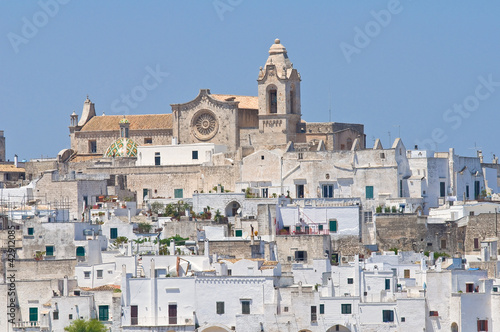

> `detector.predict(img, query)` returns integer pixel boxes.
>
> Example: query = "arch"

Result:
[266,84,278,114]
[225,201,241,217]
[451,322,458,332]
[326,325,351,332]
[198,324,232,332]
[76,246,85,257]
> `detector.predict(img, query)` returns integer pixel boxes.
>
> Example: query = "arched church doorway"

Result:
[326,325,351,332]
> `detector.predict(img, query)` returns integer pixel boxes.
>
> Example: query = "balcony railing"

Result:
[13,321,39,328]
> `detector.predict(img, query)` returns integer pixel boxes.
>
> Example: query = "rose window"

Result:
[192,110,218,140]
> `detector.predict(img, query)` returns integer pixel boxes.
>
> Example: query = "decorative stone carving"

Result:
[192,110,219,141]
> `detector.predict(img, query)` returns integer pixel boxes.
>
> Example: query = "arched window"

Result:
[76,246,85,257]
[268,87,277,114]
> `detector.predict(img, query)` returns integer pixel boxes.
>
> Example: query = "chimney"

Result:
[172,137,178,145]
[14,154,18,168]
[63,276,69,297]
[204,239,209,257]
[151,258,156,278]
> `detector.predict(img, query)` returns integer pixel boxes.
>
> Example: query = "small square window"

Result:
[283,306,289,312]
[144,138,152,144]
[382,310,394,322]
[53,311,59,320]
[97,270,103,279]
[261,155,264,160]
[401,317,405,322]
[28,227,34,235]
[347,278,353,284]
[84,271,91,279]
[69,314,73,320]
[192,151,198,160]
[493,287,498,292]
[341,304,351,314]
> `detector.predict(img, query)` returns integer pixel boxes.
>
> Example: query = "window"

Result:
[76,246,85,257]
[404,269,410,278]
[98,305,109,321]
[441,239,447,249]
[269,89,277,114]
[29,307,38,322]
[347,278,353,284]
[385,279,391,290]
[322,184,333,198]
[341,304,352,314]
[295,250,307,262]
[296,184,304,198]
[298,152,303,160]
[154,152,161,166]
[46,246,54,256]
[84,271,90,279]
[346,138,353,150]
[192,150,198,160]
[261,155,265,160]
[131,305,138,325]
[110,228,118,240]
[69,314,73,320]
[493,287,498,292]
[466,185,470,199]
[144,138,152,144]
[380,152,385,159]
[399,179,403,197]
[429,311,439,317]
[53,311,59,320]
[329,219,337,233]
[319,304,324,314]
[97,270,103,279]
[28,227,34,235]
[227,269,232,276]
[174,188,183,198]
[262,188,268,198]
[475,181,480,200]
[382,310,394,322]
[466,283,474,293]
[216,302,225,314]
[168,304,177,325]
[440,182,446,197]
[319,224,323,231]
[89,140,97,153]
[311,306,317,322]
[366,186,374,199]
[401,317,405,322]
[241,300,251,314]
[364,211,372,223]
[235,230,243,237]
[474,238,480,249]
[283,306,289,312]
[477,319,488,331]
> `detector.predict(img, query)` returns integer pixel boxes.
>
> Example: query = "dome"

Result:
[104,137,138,157]
[119,116,129,124]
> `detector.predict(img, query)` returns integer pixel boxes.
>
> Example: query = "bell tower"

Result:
[257,39,301,145]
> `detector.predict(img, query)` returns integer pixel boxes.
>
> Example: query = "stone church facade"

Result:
[68,39,365,162]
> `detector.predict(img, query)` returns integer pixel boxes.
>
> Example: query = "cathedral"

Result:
[68,39,365,162]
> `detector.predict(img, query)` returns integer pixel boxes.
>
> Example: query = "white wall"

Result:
[136,143,227,166]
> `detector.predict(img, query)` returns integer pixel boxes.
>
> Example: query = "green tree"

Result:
[151,201,164,215]
[64,319,107,332]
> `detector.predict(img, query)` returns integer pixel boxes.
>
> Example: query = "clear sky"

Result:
[1,1,499,161]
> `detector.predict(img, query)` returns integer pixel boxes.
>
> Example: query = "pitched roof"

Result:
[211,94,258,110]
[0,164,25,173]
[80,114,172,132]
[80,284,120,292]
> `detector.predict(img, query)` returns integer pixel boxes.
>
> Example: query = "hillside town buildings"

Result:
[2,39,500,331]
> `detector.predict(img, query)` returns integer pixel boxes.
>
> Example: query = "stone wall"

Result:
[13,259,77,280]
[464,213,500,255]
[275,234,331,271]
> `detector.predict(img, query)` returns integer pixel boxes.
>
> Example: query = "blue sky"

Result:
[1,1,499,161]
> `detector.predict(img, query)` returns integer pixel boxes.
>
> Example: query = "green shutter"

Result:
[29,307,38,322]
[46,246,54,256]
[76,247,85,257]
[99,305,109,321]
[110,228,118,239]
[235,230,242,237]
[319,225,323,231]
[174,189,183,198]
[366,186,374,199]
[329,219,337,232]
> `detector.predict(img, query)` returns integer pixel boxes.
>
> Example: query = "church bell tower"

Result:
[257,39,302,145]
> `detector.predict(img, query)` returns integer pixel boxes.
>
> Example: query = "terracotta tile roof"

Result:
[80,114,172,132]
[211,94,258,109]
[70,155,102,163]
[0,165,25,173]
[80,284,120,292]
